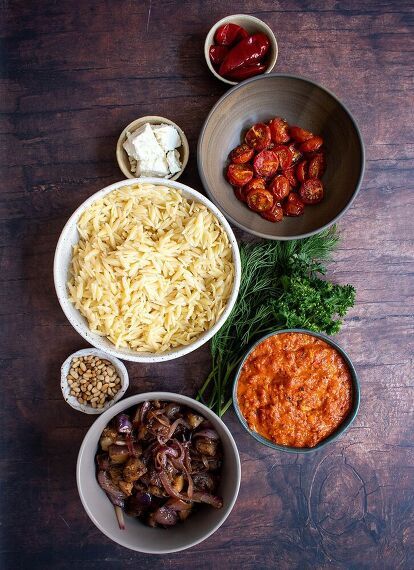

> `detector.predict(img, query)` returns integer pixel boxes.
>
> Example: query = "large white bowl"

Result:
[77,392,241,553]
[54,178,241,363]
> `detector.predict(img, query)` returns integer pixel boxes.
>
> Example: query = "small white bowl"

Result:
[61,348,129,415]
[77,392,241,553]
[116,116,189,180]
[54,178,241,363]
[204,14,278,86]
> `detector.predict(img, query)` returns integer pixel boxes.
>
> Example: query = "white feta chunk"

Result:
[166,149,182,175]
[151,124,182,152]
[123,123,165,162]
[139,154,170,177]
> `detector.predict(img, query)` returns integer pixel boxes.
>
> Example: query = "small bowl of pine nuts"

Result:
[61,348,129,414]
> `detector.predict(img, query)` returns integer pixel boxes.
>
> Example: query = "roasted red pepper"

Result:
[214,23,249,46]
[225,63,266,81]
[219,33,270,76]
[209,45,229,66]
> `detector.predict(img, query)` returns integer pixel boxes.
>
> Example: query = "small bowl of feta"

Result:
[116,116,189,180]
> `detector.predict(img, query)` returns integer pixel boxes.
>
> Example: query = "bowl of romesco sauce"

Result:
[233,329,360,453]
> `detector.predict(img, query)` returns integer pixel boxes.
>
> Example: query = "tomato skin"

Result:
[299,179,324,204]
[230,143,254,164]
[227,163,254,186]
[300,135,323,153]
[214,23,249,46]
[209,45,229,66]
[272,144,293,170]
[246,188,274,212]
[261,204,283,222]
[233,186,248,202]
[308,153,326,178]
[290,126,314,143]
[283,193,305,216]
[245,123,271,151]
[296,160,308,183]
[269,117,290,144]
[245,177,266,194]
[253,150,279,178]
[287,143,302,164]
[269,174,290,201]
[219,33,270,76]
[283,167,298,188]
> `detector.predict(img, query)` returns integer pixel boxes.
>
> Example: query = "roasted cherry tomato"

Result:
[300,135,323,153]
[308,152,326,178]
[283,167,298,188]
[299,179,324,204]
[269,117,290,144]
[261,203,283,222]
[230,143,254,164]
[253,150,279,178]
[214,23,249,47]
[290,126,314,143]
[246,188,274,212]
[296,160,308,183]
[273,144,293,170]
[225,63,266,81]
[269,174,290,201]
[219,33,270,76]
[209,45,229,66]
[287,143,302,164]
[233,186,248,202]
[245,177,266,194]
[227,163,253,186]
[283,193,305,216]
[245,123,271,151]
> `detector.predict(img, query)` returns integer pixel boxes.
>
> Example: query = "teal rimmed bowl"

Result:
[232,329,360,453]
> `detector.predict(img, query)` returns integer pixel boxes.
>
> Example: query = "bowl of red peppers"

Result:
[205,15,278,85]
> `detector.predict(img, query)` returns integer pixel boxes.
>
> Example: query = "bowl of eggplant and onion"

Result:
[77,393,241,553]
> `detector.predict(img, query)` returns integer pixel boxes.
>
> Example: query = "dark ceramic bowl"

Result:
[232,329,360,453]
[198,74,365,240]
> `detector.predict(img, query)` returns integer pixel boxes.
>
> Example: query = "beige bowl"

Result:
[204,14,278,86]
[116,116,189,180]
[198,74,365,240]
[77,392,241,553]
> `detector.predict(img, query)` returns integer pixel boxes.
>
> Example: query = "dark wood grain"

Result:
[1,1,413,569]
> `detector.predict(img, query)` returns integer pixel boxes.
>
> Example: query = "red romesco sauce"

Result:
[237,332,353,448]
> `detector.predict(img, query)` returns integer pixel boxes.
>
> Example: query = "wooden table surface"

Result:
[1,1,413,568]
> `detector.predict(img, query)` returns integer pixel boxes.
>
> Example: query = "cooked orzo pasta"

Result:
[68,183,235,352]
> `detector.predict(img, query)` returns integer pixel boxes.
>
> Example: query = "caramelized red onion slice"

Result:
[132,401,150,428]
[193,429,220,440]
[97,470,126,508]
[159,471,188,501]
[191,491,223,509]
[165,498,192,511]
[115,505,125,530]
[162,418,190,442]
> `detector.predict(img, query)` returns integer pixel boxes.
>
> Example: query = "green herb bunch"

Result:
[197,226,355,416]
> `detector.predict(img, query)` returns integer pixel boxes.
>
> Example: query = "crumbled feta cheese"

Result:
[122,122,183,178]
[152,124,181,152]
[166,149,182,175]
[139,154,170,178]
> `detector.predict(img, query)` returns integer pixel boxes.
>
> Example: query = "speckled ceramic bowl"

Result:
[233,329,360,453]
[204,14,278,85]
[53,178,241,363]
[77,392,241,553]
[198,74,365,240]
[61,348,129,415]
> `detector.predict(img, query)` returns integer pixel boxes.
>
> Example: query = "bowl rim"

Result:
[53,177,241,363]
[76,391,242,553]
[60,348,129,415]
[115,115,189,181]
[232,328,361,454]
[204,14,278,86]
[197,72,366,240]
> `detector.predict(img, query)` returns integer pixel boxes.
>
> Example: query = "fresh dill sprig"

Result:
[197,226,355,416]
